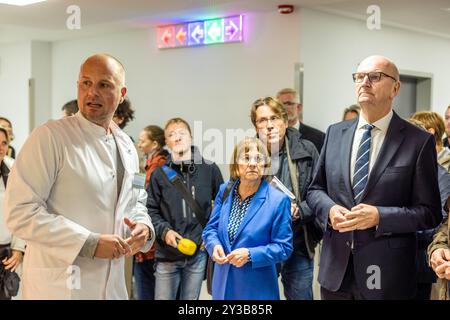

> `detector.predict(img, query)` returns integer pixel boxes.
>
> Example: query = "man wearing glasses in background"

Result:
[251,97,319,300]
[307,55,442,299]
[276,88,325,152]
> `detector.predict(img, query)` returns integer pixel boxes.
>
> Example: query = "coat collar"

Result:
[221,179,268,251]
[359,111,405,202]
[340,118,358,205]
[285,127,313,160]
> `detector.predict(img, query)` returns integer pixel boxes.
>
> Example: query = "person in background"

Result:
[133,125,168,300]
[61,100,79,118]
[443,105,450,149]
[113,97,135,130]
[408,117,450,300]
[411,111,450,171]
[276,88,325,152]
[146,117,223,300]
[0,117,16,159]
[428,210,450,300]
[203,137,293,300]
[0,126,25,300]
[251,97,319,300]
[343,104,361,121]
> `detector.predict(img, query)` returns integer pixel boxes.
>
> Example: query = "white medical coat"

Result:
[4,113,154,299]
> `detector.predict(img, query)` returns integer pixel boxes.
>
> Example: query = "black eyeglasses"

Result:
[352,72,397,83]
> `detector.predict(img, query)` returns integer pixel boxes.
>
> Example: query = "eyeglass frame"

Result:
[237,153,266,165]
[352,71,398,83]
[255,115,284,128]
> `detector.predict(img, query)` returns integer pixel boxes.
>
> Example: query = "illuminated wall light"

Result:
[157,15,243,49]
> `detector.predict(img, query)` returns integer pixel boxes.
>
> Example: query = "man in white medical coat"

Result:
[4,53,154,299]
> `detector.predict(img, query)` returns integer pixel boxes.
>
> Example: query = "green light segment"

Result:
[204,18,224,44]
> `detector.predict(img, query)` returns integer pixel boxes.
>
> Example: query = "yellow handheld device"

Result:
[177,238,197,256]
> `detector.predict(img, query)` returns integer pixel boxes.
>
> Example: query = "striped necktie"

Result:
[352,124,374,202]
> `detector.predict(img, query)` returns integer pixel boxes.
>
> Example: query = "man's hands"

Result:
[431,248,450,280]
[94,234,131,259]
[94,217,150,259]
[164,229,183,249]
[124,217,150,255]
[291,203,299,221]
[329,203,380,232]
[2,250,23,272]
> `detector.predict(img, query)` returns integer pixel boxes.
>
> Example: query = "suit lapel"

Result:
[360,112,405,202]
[220,190,234,252]
[341,121,358,205]
[231,179,267,247]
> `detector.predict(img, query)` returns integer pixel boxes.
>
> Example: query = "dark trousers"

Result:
[414,283,432,300]
[133,259,156,300]
[0,243,12,300]
[321,254,364,300]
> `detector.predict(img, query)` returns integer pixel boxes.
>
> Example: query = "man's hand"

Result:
[212,244,228,265]
[430,248,450,272]
[124,217,150,256]
[164,229,183,249]
[329,205,350,230]
[94,234,131,259]
[291,203,299,221]
[434,261,450,280]
[336,203,379,232]
[2,250,23,272]
[227,248,250,268]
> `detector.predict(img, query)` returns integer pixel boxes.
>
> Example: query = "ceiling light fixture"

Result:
[0,0,46,6]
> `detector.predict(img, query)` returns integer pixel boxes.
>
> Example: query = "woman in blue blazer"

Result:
[203,137,293,300]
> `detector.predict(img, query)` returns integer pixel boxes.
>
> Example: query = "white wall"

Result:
[51,11,301,177]
[299,8,450,132]
[0,42,31,152]
[31,41,52,129]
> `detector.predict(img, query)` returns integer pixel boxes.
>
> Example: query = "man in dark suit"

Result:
[306,55,442,299]
[276,88,325,152]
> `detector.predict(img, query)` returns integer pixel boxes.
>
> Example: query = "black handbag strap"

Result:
[161,165,208,228]
[221,180,235,203]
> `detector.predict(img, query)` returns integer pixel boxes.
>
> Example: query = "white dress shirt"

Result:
[350,110,393,184]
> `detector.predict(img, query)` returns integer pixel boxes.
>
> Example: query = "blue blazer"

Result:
[202,179,293,300]
[307,112,442,299]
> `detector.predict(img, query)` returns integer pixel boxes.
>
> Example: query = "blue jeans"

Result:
[281,252,314,300]
[154,250,207,300]
[133,259,156,300]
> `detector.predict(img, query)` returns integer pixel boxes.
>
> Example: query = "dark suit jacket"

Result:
[306,112,442,299]
[298,123,325,152]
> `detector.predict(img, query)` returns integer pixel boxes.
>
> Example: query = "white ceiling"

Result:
[1,0,450,44]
